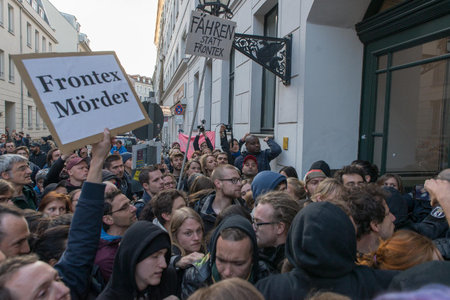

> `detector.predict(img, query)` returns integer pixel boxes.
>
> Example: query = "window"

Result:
[8,55,14,82]
[35,30,39,52]
[36,110,40,128]
[358,1,450,177]
[0,0,4,26]
[228,49,235,125]
[7,4,13,33]
[42,36,46,52]
[27,106,32,128]
[48,42,52,52]
[27,23,32,47]
[260,6,278,132]
[0,50,4,79]
[32,0,37,11]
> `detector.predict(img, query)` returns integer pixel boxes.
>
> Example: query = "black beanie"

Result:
[137,233,171,263]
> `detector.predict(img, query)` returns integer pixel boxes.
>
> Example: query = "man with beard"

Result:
[193,164,245,233]
[104,154,133,200]
[29,143,47,169]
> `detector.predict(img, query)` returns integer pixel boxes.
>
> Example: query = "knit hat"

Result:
[121,152,132,164]
[303,169,326,184]
[309,160,331,177]
[137,232,171,263]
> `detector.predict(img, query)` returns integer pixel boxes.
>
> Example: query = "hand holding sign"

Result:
[12,52,151,153]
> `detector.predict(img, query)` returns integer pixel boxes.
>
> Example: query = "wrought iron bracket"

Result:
[233,33,292,85]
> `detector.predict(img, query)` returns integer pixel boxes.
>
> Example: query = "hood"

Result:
[210,215,259,279]
[108,221,171,297]
[285,201,356,278]
[251,171,287,201]
[383,186,409,230]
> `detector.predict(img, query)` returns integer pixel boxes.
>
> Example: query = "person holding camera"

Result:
[219,125,246,165]
[194,121,214,154]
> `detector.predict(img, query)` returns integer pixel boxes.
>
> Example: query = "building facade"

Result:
[0,0,90,139]
[128,74,154,103]
[154,0,450,182]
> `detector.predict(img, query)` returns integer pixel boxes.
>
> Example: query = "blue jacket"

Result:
[234,138,281,172]
[54,182,105,299]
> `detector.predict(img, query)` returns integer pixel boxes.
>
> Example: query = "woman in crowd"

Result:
[180,159,202,192]
[38,191,72,218]
[286,177,306,203]
[241,179,253,209]
[0,179,14,204]
[169,207,206,270]
[377,173,405,193]
[279,166,299,179]
[358,230,443,270]
[310,178,346,203]
[98,221,179,300]
[200,154,217,178]
[68,189,81,212]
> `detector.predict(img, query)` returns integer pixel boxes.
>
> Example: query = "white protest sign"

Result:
[185,11,236,60]
[12,52,151,152]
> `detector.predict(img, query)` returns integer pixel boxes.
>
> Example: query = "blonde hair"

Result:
[286,177,306,201]
[311,178,346,202]
[169,207,206,256]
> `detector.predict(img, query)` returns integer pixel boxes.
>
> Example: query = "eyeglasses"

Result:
[252,220,278,229]
[111,202,132,214]
[219,178,242,184]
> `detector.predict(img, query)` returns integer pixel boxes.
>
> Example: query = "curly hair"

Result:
[347,184,387,240]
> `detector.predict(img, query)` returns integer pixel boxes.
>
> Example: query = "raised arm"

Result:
[54,129,111,299]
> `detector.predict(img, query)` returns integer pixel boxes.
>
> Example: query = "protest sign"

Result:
[12,51,151,152]
[185,11,236,60]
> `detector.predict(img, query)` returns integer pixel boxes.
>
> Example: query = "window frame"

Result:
[357,0,450,176]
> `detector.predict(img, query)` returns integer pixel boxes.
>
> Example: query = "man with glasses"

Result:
[4,142,16,154]
[95,189,137,283]
[0,154,36,210]
[253,191,300,273]
[193,164,245,233]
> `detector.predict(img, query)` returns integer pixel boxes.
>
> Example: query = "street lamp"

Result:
[197,0,232,17]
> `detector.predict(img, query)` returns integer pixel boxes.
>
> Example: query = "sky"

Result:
[48,0,158,77]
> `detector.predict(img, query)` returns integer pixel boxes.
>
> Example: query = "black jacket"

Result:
[98,221,179,300]
[181,215,269,299]
[256,202,397,300]
[389,261,450,291]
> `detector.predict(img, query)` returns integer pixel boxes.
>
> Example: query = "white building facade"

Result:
[154,0,450,180]
[0,0,90,139]
[128,74,154,103]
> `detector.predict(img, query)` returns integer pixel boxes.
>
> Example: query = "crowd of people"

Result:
[0,125,450,300]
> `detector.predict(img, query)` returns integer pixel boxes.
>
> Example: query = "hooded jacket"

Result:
[256,202,397,300]
[98,221,179,300]
[251,171,287,202]
[181,215,269,299]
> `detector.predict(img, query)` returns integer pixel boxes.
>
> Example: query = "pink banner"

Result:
[178,131,215,159]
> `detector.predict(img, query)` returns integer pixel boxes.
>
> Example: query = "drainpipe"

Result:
[19,6,24,131]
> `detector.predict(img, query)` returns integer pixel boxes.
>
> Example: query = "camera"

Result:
[197,119,206,132]
[224,124,232,131]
